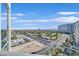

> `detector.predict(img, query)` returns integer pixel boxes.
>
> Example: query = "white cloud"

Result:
[13,13,25,16]
[11,17,17,19]
[1,16,17,20]
[2,12,7,16]
[12,16,79,23]
[50,16,79,23]
[2,12,25,16]
[29,12,39,16]
[1,17,6,20]
[12,19,49,23]
[57,12,79,15]
[11,26,40,30]
[11,26,58,30]
[23,23,34,26]
[48,26,58,30]
[2,12,79,24]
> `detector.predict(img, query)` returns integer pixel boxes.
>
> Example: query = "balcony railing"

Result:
[1,37,8,51]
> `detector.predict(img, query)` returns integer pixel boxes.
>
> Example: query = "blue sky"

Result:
[1,3,79,30]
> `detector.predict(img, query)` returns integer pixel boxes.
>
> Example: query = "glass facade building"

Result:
[73,21,79,47]
[58,23,73,33]
[58,21,79,47]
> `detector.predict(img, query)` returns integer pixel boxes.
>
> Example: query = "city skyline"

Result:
[1,3,79,30]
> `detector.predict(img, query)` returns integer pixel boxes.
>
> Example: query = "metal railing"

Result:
[1,37,8,51]
[64,46,79,56]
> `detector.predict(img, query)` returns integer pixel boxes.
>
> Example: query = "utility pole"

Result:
[6,3,11,52]
[0,3,1,51]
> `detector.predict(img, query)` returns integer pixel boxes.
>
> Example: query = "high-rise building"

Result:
[58,23,73,33]
[73,21,79,47]
[58,22,79,47]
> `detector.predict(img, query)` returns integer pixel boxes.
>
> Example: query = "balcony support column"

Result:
[0,3,1,51]
[6,3,11,52]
